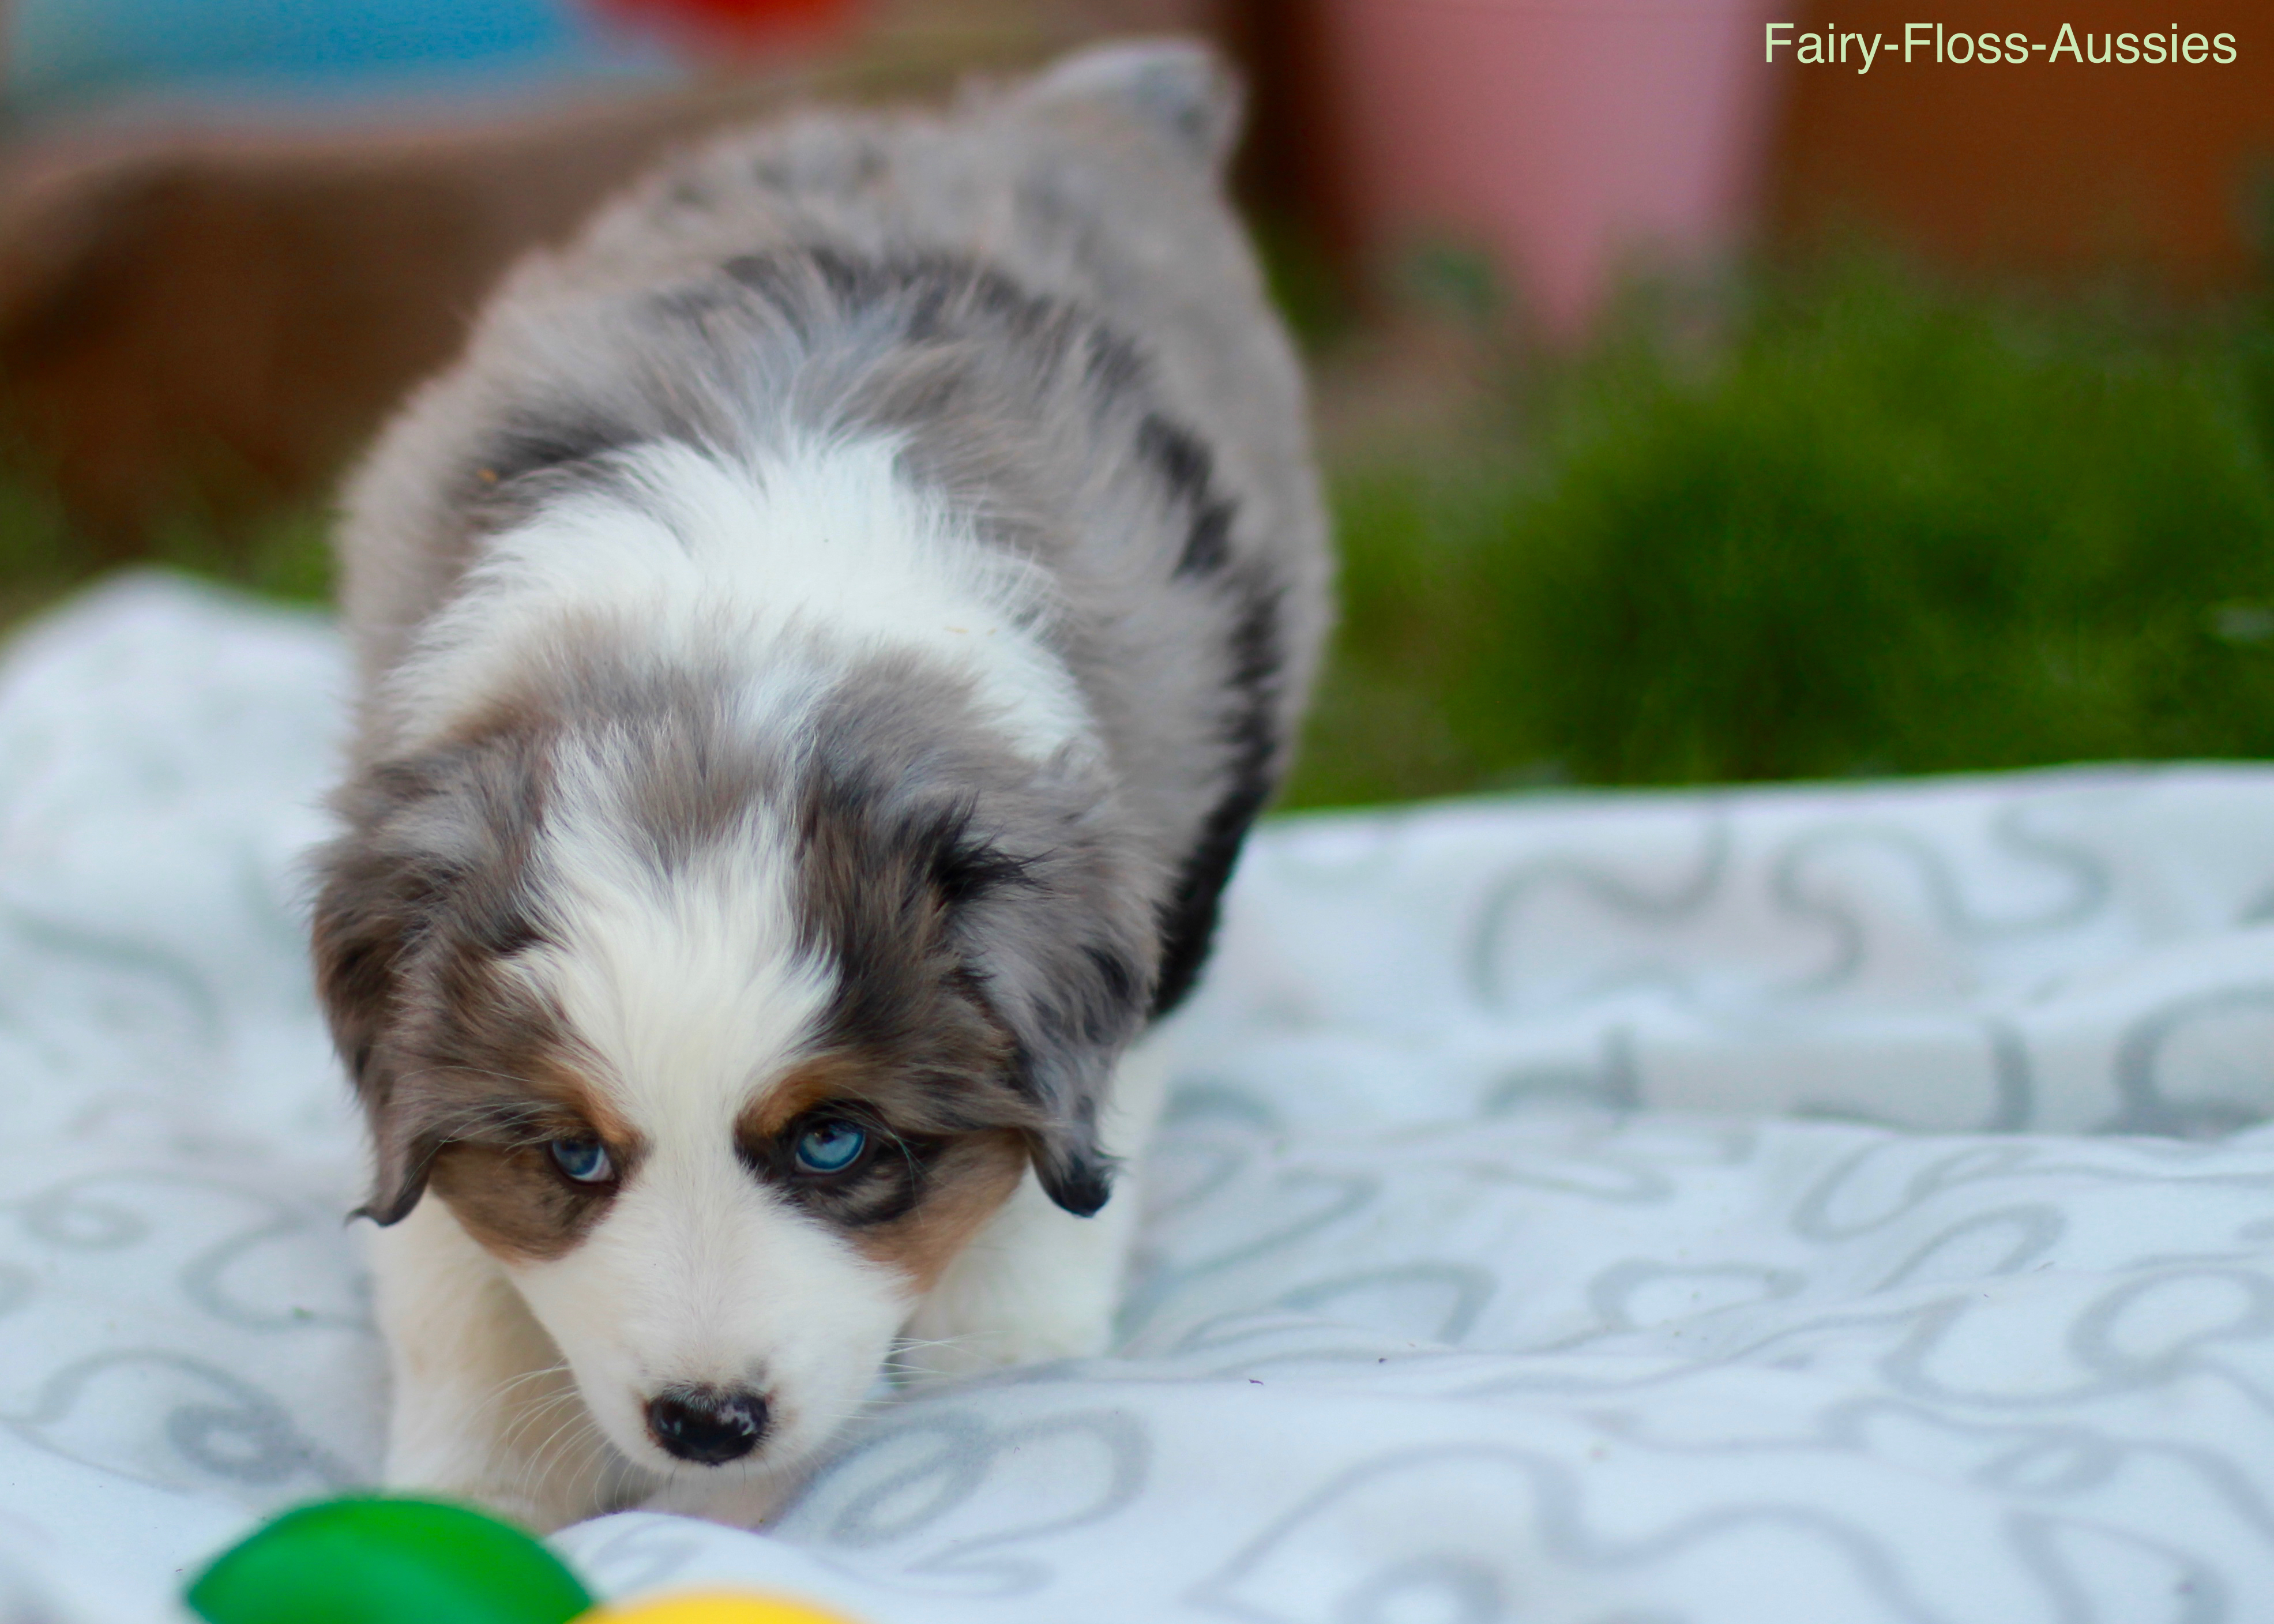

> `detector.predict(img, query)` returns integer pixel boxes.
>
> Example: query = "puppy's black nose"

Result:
[645,1384,768,1465]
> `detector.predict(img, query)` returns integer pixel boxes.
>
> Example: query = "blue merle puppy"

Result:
[309,39,1329,1531]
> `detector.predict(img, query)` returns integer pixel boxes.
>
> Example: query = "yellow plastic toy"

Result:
[587,1594,864,1624]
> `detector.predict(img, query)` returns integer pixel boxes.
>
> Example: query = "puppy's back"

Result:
[336,40,1329,1016]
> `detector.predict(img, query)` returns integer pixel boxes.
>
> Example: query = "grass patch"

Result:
[5,260,2273,811]
[0,436,332,630]
[1286,262,2274,806]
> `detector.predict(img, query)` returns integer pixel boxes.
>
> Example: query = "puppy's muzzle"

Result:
[646,1384,769,1465]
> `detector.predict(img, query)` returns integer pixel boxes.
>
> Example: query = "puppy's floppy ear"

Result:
[936,819,1156,1219]
[1004,948,1143,1219]
[311,747,523,1225]
[311,792,446,1226]
[803,717,1160,1220]
[351,1104,442,1228]
[1022,39,1245,175]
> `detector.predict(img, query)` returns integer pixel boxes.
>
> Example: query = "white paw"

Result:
[896,1172,1130,1382]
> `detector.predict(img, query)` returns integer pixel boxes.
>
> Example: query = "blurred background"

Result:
[0,0,2269,806]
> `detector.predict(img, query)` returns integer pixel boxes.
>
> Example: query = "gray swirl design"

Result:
[2067,1270,2274,1388]
[179,1204,370,1333]
[1980,1018,2037,1132]
[17,1182,152,1251]
[1467,812,1733,1012]
[7,1171,368,1331]
[20,585,2274,1624]
[1791,1139,2274,1245]
[1872,1206,2066,1291]
[1190,1445,1957,1624]
[1152,1309,1428,1369]
[791,1408,1149,1596]
[0,905,224,1054]
[1277,1264,1498,1346]
[1590,1395,2274,1546]
[1336,1554,1502,1624]
[1768,810,2112,996]
[3,1349,354,1494]
[2104,984,2274,1137]
[1119,1167,1380,1340]
[1583,1261,1806,1336]
[1482,1027,1641,1115]
[2006,1512,2226,1624]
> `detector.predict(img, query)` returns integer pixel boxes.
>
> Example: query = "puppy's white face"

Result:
[318,441,1157,1494]
[410,743,1033,1490]
[504,1119,911,1490]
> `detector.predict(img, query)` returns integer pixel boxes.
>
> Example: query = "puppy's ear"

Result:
[937,825,1155,1219]
[1010,958,1138,1220]
[1022,39,1245,174]
[311,807,445,1226]
[311,749,515,1226]
[1032,1123,1117,1217]
[352,1106,442,1228]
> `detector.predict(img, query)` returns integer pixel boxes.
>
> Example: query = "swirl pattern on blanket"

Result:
[7,576,2274,1623]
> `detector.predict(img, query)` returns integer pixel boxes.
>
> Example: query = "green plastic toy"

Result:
[187,1496,866,1624]
[186,1497,593,1624]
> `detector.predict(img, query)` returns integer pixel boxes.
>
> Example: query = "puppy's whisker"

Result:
[890,1332,1002,1352]
[481,1360,574,1405]
[497,1385,589,1451]
[787,1390,892,1435]
[514,1405,610,1504]
[494,1382,581,1429]
[476,1362,577,1433]
[884,1329,1014,1371]
[498,1404,583,1464]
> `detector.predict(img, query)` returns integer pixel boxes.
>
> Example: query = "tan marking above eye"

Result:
[466,1044,641,1156]
[738,1054,875,1142]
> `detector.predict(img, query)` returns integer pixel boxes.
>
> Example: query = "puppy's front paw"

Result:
[896,1169,1130,1383]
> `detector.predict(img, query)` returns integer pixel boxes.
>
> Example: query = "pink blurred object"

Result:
[1320,0,1787,337]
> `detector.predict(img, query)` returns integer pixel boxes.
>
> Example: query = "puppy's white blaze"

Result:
[528,740,830,1134]
[388,434,1091,759]
[506,749,909,1473]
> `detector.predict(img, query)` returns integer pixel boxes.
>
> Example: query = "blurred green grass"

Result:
[1284,262,2274,806]
[0,444,333,627]
[5,258,2274,810]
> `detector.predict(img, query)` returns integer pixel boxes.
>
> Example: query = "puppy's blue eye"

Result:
[794,1120,868,1175]
[549,1136,613,1183]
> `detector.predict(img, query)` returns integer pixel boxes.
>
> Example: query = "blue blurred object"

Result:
[7,0,681,121]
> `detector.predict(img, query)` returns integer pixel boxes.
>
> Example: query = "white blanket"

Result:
[7,574,2274,1624]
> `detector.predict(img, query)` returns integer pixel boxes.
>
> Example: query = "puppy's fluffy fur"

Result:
[311,40,1328,1531]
